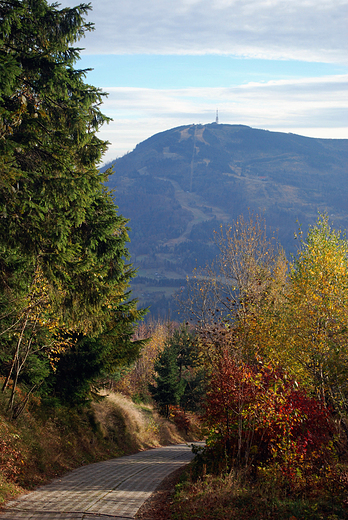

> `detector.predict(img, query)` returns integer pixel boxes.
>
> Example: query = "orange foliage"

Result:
[112,321,177,400]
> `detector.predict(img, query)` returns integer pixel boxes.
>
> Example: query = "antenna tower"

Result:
[216,109,219,124]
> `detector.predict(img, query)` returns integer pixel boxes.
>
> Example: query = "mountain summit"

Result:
[104,124,348,315]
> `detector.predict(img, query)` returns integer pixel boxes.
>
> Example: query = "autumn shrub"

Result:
[201,350,336,489]
[169,405,191,434]
[0,420,24,483]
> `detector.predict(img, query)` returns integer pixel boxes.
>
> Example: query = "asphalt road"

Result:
[0,443,198,520]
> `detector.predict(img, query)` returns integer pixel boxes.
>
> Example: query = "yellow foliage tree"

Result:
[183,213,288,364]
[1,265,74,416]
[111,321,175,400]
[281,216,348,415]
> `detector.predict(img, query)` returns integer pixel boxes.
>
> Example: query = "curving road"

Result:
[1,443,199,520]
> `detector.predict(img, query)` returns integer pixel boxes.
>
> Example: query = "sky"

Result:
[60,0,348,164]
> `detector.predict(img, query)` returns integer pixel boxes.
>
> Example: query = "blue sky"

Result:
[79,55,347,88]
[60,0,348,163]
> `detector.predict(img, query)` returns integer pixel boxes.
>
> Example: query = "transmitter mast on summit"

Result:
[215,109,219,124]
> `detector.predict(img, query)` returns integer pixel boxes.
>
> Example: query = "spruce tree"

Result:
[0,0,145,415]
[150,344,186,418]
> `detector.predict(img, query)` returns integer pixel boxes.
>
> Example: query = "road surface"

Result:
[1,443,198,520]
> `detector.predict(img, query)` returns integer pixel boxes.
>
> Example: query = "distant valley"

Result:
[103,124,348,317]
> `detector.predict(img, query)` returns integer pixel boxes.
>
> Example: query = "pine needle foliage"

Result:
[0,0,146,415]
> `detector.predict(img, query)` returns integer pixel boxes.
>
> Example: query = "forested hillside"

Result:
[103,124,348,316]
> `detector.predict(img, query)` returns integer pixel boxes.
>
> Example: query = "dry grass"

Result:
[0,476,22,506]
[171,467,348,520]
[93,391,186,451]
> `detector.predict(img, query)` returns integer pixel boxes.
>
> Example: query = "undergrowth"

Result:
[171,463,348,520]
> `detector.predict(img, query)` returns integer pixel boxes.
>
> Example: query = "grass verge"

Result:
[171,466,348,520]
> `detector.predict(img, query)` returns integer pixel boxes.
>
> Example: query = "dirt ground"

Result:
[135,465,186,520]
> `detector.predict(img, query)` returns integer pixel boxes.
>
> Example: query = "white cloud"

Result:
[97,74,348,163]
[59,0,347,63]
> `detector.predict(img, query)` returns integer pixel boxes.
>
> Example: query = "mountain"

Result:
[103,124,348,317]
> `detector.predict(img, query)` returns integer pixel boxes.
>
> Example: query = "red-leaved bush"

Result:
[202,350,335,480]
[169,405,191,434]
